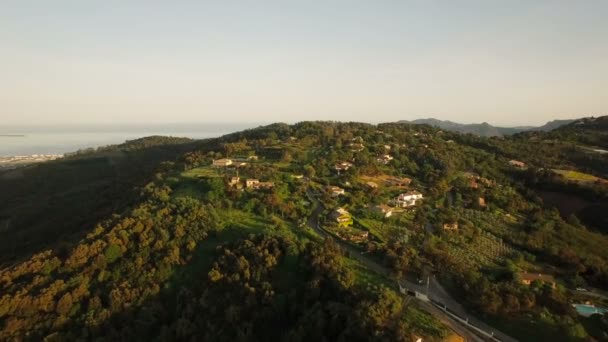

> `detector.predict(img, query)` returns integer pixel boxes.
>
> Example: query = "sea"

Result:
[0,123,263,157]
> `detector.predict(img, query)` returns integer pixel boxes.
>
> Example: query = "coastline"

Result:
[0,154,63,171]
[0,122,263,158]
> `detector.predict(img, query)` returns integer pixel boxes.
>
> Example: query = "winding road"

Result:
[306,187,517,342]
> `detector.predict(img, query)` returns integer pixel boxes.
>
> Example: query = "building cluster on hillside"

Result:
[393,191,423,208]
[335,161,354,172]
[246,179,274,190]
[442,222,459,231]
[377,154,394,164]
[212,158,252,168]
[330,208,353,227]
[212,158,233,167]
[0,154,64,170]
[464,172,494,189]
[227,176,274,190]
[519,272,556,289]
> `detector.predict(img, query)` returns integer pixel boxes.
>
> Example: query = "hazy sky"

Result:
[1,1,607,126]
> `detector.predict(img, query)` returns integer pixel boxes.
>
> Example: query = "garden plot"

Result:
[445,232,513,269]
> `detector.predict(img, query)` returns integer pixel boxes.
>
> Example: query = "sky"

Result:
[1,1,607,126]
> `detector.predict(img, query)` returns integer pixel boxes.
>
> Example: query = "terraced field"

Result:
[445,232,513,269]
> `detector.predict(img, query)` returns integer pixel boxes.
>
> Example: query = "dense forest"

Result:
[1,118,608,341]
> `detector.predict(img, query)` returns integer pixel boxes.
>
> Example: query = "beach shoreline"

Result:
[0,154,63,170]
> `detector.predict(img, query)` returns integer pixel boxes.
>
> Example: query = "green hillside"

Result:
[1,120,608,340]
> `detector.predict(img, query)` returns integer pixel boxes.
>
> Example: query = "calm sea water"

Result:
[0,123,263,156]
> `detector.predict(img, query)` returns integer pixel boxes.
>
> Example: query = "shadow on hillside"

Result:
[0,139,203,267]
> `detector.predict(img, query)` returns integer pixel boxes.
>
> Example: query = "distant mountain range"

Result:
[397,118,575,137]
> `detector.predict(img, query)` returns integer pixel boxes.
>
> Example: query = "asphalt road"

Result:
[306,188,517,342]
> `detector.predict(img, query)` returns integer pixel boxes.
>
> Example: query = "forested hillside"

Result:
[1,119,608,341]
[0,136,199,266]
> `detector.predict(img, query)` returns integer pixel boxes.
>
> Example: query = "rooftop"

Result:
[520,273,556,283]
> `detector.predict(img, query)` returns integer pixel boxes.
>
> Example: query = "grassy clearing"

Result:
[181,166,222,179]
[359,174,392,185]
[219,209,321,246]
[218,209,269,234]
[172,181,205,199]
[345,257,390,287]
[553,169,600,182]
[268,161,293,171]
[358,174,412,189]
[404,304,450,339]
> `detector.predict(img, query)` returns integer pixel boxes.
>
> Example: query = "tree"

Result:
[304,165,316,178]
[56,292,73,316]
[104,244,122,264]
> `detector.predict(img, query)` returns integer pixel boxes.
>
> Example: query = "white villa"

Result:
[246,179,274,190]
[246,179,260,188]
[375,204,394,218]
[394,191,423,207]
[443,222,459,230]
[331,208,353,226]
[327,186,346,197]
[335,161,354,172]
[212,158,233,167]
[377,154,394,164]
